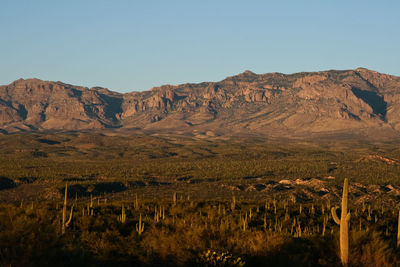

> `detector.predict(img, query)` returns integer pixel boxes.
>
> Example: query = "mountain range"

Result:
[1,68,400,139]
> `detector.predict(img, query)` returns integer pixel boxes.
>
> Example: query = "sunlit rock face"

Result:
[1,68,400,137]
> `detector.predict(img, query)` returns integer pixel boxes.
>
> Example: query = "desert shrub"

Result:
[350,230,397,267]
[0,205,60,266]
[196,250,245,267]
[227,231,286,256]
[0,197,399,266]
[0,177,16,190]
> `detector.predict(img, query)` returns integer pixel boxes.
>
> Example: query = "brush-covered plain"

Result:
[0,132,400,266]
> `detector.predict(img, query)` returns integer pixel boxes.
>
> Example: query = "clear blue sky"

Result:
[1,1,399,92]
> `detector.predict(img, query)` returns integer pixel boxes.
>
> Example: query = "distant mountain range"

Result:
[1,68,400,138]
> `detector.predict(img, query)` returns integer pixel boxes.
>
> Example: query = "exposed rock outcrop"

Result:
[1,68,400,137]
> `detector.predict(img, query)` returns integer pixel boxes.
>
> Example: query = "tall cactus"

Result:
[397,210,400,248]
[331,178,350,266]
[136,214,145,236]
[134,193,139,211]
[62,183,74,235]
[173,192,177,206]
[118,204,126,223]
[240,212,248,232]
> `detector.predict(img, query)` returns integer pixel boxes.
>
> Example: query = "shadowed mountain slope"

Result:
[1,68,400,138]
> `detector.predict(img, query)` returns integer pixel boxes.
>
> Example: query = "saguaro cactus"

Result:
[397,210,400,248]
[135,193,139,211]
[173,192,177,206]
[331,178,350,266]
[118,204,126,223]
[136,214,145,236]
[231,196,236,211]
[62,183,74,235]
[240,212,248,232]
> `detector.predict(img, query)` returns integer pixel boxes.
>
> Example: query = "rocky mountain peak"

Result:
[1,68,400,138]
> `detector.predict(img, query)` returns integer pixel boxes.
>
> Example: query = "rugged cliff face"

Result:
[1,68,400,137]
[0,78,122,132]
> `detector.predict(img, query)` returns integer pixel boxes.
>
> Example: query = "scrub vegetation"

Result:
[0,132,400,266]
